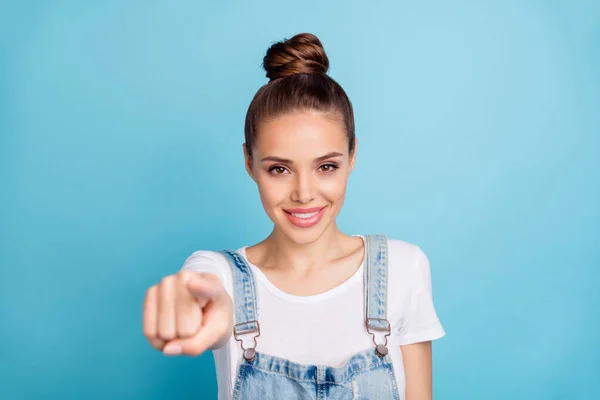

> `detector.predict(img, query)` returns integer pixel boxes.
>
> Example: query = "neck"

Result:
[261,224,348,274]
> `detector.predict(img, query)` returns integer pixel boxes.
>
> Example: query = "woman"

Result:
[142,33,445,400]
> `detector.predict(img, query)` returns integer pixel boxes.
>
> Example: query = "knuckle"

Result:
[143,330,153,340]
[176,318,196,335]
[194,271,215,282]
[160,275,174,286]
[202,272,219,282]
[143,322,156,338]
[178,269,195,280]
[177,327,196,338]
[158,328,176,341]
[177,311,202,338]
[145,285,157,301]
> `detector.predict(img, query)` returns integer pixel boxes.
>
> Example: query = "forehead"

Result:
[255,110,347,158]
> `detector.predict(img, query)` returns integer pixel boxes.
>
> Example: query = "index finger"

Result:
[186,277,222,303]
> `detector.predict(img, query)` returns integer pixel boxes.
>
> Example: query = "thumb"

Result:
[164,295,233,357]
[164,322,221,357]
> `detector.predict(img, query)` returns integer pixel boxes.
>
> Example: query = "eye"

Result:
[268,166,289,175]
[318,163,339,173]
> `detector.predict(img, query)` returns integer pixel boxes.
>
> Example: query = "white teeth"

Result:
[291,211,319,219]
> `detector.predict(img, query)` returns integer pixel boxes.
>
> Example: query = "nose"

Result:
[290,171,314,204]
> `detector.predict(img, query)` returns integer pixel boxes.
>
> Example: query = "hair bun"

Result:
[262,33,330,81]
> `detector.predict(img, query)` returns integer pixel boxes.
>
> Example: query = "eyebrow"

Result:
[260,152,344,164]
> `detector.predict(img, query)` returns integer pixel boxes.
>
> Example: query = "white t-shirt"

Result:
[181,237,445,400]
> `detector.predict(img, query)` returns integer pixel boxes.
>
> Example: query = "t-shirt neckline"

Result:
[237,235,365,304]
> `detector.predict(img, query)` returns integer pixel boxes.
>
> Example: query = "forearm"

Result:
[401,341,433,400]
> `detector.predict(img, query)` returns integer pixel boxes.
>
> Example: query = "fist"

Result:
[143,270,233,356]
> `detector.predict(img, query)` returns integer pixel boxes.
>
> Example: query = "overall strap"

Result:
[218,250,260,361]
[363,234,392,357]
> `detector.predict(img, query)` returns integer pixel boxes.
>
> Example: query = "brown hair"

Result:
[244,33,355,159]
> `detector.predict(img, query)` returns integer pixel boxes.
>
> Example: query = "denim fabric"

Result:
[364,234,391,332]
[219,235,400,400]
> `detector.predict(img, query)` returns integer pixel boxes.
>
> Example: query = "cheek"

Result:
[255,175,287,207]
[320,174,349,202]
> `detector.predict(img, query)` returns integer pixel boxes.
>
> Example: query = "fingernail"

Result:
[163,343,181,355]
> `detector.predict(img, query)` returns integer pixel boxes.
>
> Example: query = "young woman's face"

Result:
[245,110,356,245]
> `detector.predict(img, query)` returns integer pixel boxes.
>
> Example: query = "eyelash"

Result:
[319,163,339,173]
[268,163,339,175]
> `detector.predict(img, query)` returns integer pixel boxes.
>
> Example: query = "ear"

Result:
[349,138,358,174]
[243,143,256,181]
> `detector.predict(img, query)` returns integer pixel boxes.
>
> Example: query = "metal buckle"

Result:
[233,320,260,337]
[365,318,391,357]
[365,317,391,334]
[233,320,260,362]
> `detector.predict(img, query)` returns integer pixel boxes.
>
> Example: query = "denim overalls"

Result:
[219,235,401,400]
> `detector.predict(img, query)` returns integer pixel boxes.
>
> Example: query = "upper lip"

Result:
[284,206,326,213]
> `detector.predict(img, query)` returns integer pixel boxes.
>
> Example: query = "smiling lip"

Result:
[283,206,327,228]
[284,207,325,213]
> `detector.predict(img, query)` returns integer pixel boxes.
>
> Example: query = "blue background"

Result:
[1,1,599,399]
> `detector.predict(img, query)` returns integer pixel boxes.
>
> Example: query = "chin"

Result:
[283,228,324,245]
